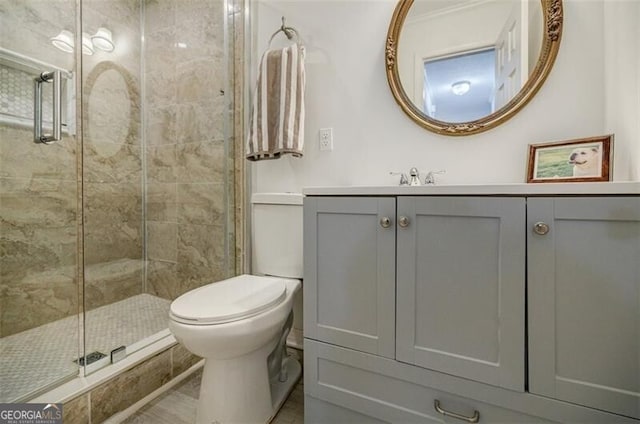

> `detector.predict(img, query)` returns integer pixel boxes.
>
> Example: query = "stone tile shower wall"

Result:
[1,0,235,330]
[0,0,145,334]
[81,0,145,311]
[0,0,79,337]
[144,0,230,300]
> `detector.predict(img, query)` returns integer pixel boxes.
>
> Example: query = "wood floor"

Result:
[121,368,304,424]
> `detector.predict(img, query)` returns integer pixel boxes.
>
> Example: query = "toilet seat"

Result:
[169,275,287,325]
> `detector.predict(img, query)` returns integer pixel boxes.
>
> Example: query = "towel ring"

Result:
[268,16,300,46]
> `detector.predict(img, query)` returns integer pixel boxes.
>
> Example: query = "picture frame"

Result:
[526,135,613,183]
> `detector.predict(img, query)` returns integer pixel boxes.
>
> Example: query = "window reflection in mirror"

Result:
[399,0,545,121]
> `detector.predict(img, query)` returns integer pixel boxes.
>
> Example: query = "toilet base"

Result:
[269,355,302,421]
[195,345,301,424]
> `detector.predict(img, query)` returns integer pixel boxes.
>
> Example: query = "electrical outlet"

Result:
[319,128,333,151]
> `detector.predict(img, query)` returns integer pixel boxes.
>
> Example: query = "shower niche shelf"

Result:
[0,47,75,135]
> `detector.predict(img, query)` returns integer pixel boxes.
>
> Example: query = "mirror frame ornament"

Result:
[385,0,563,136]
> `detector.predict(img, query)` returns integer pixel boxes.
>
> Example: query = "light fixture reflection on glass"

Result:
[50,30,74,53]
[82,32,94,55]
[451,80,471,96]
[51,27,115,54]
[91,27,115,52]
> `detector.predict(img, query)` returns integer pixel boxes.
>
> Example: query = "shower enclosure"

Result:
[0,0,240,402]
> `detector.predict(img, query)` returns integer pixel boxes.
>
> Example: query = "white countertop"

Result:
[303,182,640,196]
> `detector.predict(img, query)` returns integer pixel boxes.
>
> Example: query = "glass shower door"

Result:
[0,0,80,402]
[79,0,237,375]
[80,0,159,373]
[0,0,238,400]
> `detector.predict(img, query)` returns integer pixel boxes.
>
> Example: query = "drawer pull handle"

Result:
[398,216,410,228]
[434,400,480,423]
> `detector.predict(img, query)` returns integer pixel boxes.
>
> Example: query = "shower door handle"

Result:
[34,70,62,144]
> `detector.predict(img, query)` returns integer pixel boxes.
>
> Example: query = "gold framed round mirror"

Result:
[385,0,563,136]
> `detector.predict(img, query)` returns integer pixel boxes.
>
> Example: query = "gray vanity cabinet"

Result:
[528,197,640,419]
[396,197,526,391]
[304,196,526,389]
[303,197,396,359]
[304,193,640,423]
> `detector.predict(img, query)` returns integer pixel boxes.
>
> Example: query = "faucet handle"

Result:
[425,170,446,185]
[390,171,409,186]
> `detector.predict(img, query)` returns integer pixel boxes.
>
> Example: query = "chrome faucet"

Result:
[408,167,422,186]
[391,169,446,185]
[390,167,423,186]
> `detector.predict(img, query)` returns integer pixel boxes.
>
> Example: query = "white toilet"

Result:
[169,193,303,424]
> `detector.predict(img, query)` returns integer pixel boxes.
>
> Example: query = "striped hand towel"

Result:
[246,43,306,161]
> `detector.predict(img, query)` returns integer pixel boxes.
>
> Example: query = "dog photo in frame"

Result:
[526,135,613,183]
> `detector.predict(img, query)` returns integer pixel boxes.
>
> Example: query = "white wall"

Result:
[603,0,640,181]
[250,0,639,193]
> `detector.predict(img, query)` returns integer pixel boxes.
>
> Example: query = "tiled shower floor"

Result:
[0,293,171,402]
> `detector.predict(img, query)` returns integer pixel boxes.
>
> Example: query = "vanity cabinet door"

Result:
[396,197,526,391]
[528,197,640,419]
[304,197,396,358]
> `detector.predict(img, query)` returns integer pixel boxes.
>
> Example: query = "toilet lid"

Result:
[169,275,287,325]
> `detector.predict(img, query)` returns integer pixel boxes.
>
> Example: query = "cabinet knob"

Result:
[533,222,550,235]
[398,216,410,228]
[380,217,392,228]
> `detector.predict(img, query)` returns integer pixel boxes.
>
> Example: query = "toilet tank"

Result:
[251,193,303,279]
